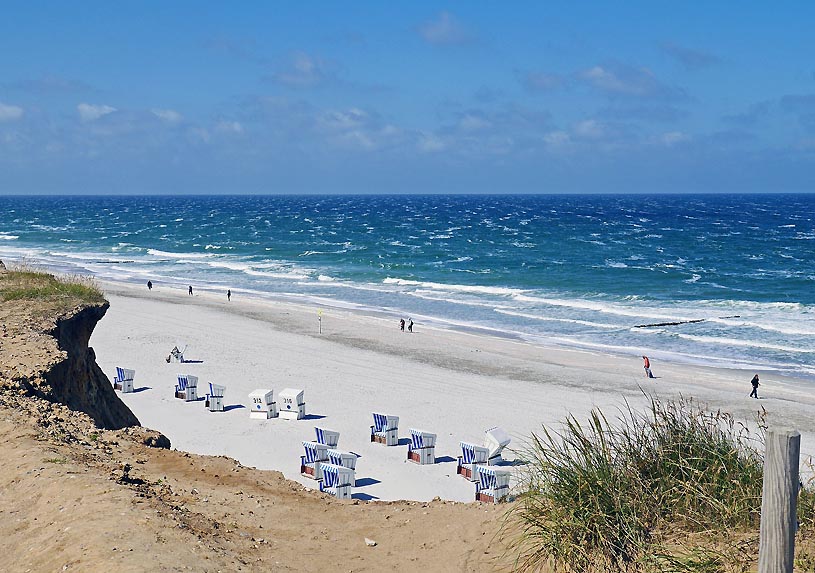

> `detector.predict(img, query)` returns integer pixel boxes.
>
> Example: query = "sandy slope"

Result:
[0,403,503,573]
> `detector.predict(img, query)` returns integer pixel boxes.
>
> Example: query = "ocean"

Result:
[1,194,814,380]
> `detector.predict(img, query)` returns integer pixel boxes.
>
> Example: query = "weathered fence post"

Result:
[758,428,800,573]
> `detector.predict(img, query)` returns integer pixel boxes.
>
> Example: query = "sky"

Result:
[1,2,814,194]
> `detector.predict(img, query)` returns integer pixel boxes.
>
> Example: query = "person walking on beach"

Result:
[227,289,231,301]
[147,280,152,291]
[642,356,654,378]
[399,318,405,331]
[408,319,414,333]
[749,374,760,398]
[188,285,193,296]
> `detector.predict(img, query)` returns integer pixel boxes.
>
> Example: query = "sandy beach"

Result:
[90,281,815,502]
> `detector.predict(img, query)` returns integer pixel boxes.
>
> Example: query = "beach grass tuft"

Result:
[1,261,104,305]
[504,394,778,572]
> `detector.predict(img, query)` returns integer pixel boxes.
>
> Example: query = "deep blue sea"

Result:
[2,194,814,380]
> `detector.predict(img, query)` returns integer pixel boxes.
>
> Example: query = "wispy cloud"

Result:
[151,108,183,123]
[722,101,771,127]
[660,42,719,71]
[578,62,687,100]
[78,103,117,122]
[521,71,564,93]
[270,52,333,87]
[417,12,473,46]
[0,102,24,122]
[4,74,94,94]
[597,104,688,123]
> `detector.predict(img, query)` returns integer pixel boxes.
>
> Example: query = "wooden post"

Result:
[758,428,800,573]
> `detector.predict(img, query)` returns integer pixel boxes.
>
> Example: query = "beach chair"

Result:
[457,442,489,481]
[485,426,511,465]
[327,449,358,486]
[370,413,399,446]
[319,463,354,499]
[315,427,340,448]
[474,465,512,504]
[175,374,198,401]
[407,428,437,465]
[278,388,305,420]
[327,449,358,471]
[113,367,135,393]
[300,441,329,480]
[248,389,277,419]
[206,383,226,412]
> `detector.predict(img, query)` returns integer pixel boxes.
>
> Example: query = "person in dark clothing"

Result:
[188,285,193,296]
[227,289,231,301]
[750,374,760,398]
[399,318,405,331]
[408,319,414,333]
[147,280,152,291]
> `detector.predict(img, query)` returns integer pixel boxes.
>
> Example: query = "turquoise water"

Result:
[1,194,814,379]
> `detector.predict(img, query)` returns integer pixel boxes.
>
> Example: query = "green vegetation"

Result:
[43,457,68,464]
[503,395,810,572]
[0,262,104,305]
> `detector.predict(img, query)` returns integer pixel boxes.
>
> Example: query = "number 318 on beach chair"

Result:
[370,413,399,446]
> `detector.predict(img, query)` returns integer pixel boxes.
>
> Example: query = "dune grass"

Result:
[0,262,104,305]
[503,395,791,572]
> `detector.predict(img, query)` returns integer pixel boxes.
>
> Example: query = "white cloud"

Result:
[152,108,183,123]
[656,131,690,146]
[0,102,24,122]
[579,63,684,100]
[418,12,471,45]
[459,114,492,132]
[319,108,368,131]
[418,132,446,152]
[574,119,607,139]
[216,120,244,134]
[272,52,330,87]
[77,103,116,121]
[544,131,571,146]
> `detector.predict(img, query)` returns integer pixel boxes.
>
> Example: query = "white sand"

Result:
[90,282,815,502]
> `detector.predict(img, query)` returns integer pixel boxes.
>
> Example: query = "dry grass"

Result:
[0,261,104,305]
[501,394,814,572]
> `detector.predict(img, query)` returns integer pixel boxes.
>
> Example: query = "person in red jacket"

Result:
[642,356,654,378]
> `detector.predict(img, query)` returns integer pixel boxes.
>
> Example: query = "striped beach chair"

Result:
[407,428,437,465]
[456,442,489,481]
[206,383,226,412]
[315,427,340,448]
[300,441,329,480]
[319,463,354,499]
[485,426,511,465]
[370,413,399,446]
[327,449,358,471]
[113,367,135,393]
[175,374,198,401]
[327,449,358,486]
[474,465,512,503]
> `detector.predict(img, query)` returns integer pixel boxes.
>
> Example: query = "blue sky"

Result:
[1,2,814,194]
